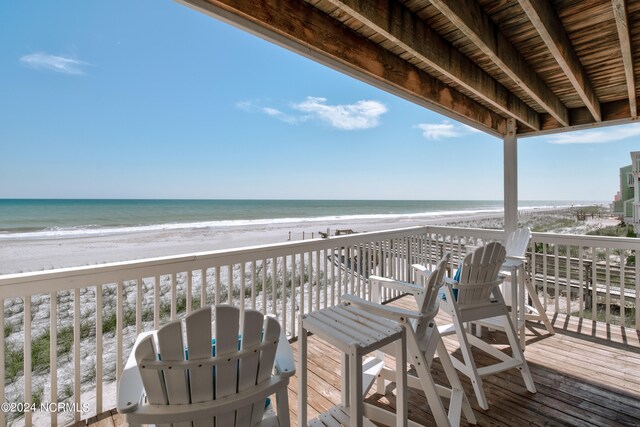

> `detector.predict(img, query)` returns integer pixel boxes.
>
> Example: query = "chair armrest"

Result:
[341,294,423,322]
[370,275,424,297]
[274,327,295,378]
[117,331,156,414]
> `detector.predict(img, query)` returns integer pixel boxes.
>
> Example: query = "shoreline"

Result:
[0,206,611,275]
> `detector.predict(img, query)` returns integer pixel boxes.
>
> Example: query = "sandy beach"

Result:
[0,206,613,275]
[1,210,509,274]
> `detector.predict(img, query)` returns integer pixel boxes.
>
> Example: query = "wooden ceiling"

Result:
[179,0,639,138]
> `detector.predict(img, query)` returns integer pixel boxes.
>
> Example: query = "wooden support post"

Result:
[504,118,518,234]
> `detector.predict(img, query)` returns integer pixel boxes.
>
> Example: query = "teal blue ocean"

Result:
[0,199,595,239]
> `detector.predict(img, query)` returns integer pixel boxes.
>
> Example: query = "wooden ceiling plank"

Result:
[428,0,570,127]
[518,0,601,122]
[178,0,506,136]
[612,0,637,118]
[326,0,540,130]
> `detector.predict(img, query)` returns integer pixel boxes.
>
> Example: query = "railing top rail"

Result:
[425,226,505,240]
[531,231,640,250]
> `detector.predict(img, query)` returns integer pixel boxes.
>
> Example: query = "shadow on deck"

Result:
[85,295,640,427]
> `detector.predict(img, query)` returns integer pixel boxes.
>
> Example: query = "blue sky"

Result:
[0,1,636,201]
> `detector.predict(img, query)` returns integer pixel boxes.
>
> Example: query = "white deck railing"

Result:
[0,225,637,426]
[529,232,640,327]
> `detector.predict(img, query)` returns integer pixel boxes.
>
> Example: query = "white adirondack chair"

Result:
[342,255,477,427]
[475,228,554,348]
[117,305,295,427]
[439,242,536,410]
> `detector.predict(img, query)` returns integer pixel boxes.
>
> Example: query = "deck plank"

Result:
[87,296,640,427]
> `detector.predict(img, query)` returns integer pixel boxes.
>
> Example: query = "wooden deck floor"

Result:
[85,295,640,427]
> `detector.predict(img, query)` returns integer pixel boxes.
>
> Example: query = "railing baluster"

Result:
[635,248,639,328]
[566,245,571,315]
[24,296,32,426]
[74,287,81,423]
[605,248,611,323]
[592,247,597,317]
[251,260,257,310]
[227,265,233,305]
[543,243,548,309]
[323,248,328,308]
[186,271,193,314]
[291,254,297,336]
[262,260,267,315]
[331,247,336,306]
[240,262,246,315]
[620,251,626,327]
[578,247,584,318]
[554,245,559,313]
[200,269,206,309]
[290,255,296,338]
[308,251,313,312]
[171,273,177,321]
[349,246,356,294]
[0,299,4,427]
[136,280,142,335]
[154,277,160,330]
[282,256,287,337]
[215,267,221,306]
[315,250,320,311]
[95,286,102,418]
[50,293,57,427]
[272,257,277,318]
[116,283,123,382]
[300,253,306,315]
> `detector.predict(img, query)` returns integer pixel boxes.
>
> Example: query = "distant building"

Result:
[612,151,640,235]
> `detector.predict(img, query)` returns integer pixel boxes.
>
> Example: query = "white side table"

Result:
[298,303,407,427]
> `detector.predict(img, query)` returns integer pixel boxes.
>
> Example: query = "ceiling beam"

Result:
[612,0,637,118]
[326,0,540,131]
[518,0,601,122]
[518,99,633,137]
[428,0,570,127]
[178,0,507,136]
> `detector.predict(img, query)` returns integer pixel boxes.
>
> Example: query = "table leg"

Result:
[395,330,407,427]
[298,319,308,427]
[349,347,363,427]
[342,352,349,407]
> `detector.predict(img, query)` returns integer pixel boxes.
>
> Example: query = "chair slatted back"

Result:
[505,227,531,258]
[416,254,450,319]
[456,242,506,305]
[135,305,281,427]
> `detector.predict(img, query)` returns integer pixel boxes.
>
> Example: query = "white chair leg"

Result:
[434,335,477,424]
[452,318,489,410]
[526,279,555,334]
[406,329,452,427]
[275,387,291,427]
[501,314,536,394]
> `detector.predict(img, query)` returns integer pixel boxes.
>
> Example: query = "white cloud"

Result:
[416,121,475,140]
[545,123,640,144]
[20,52,89,75]
[291,97,387,130]
[237,97,387,130]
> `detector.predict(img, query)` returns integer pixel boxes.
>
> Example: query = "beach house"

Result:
[612,151,640,235]
[1,1,640,426]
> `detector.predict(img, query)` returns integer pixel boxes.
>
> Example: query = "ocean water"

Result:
[0,199,594,240]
